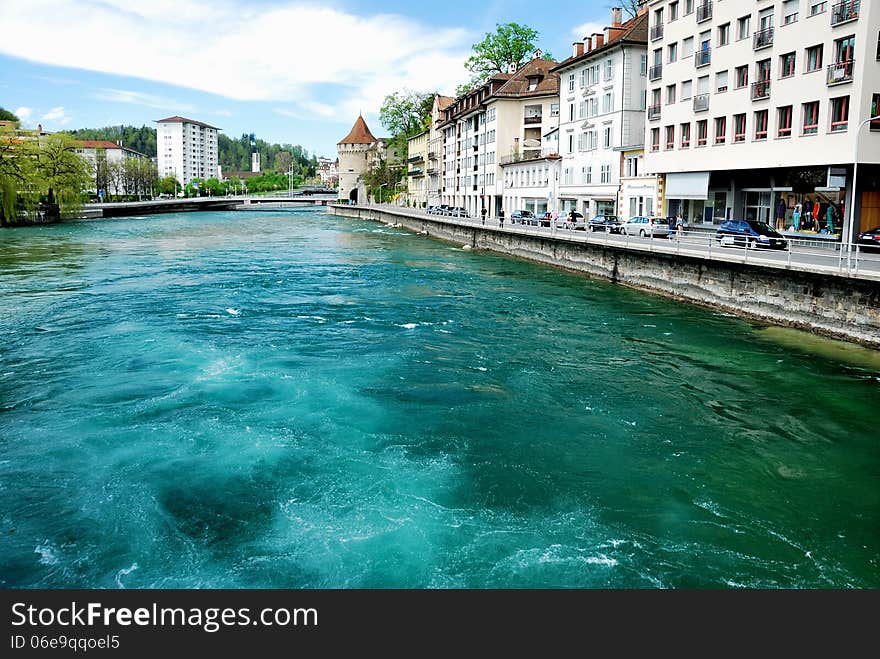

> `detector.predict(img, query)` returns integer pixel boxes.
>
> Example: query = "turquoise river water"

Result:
[1,209,878,588]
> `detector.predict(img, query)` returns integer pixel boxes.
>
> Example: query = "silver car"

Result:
[621,215,667,237]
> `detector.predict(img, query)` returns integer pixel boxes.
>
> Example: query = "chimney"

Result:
[637,0,649,16]
[593,32,604,48]
[611,7,622,27]
[572,41,584,57]
[584,36,592,51]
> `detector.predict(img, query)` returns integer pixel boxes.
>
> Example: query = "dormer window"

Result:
[526,74,543,91]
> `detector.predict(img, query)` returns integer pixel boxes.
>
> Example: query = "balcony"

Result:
[499,149,560,166]
[751,79,771,100]
[753,27,774,50]
[408,168,423,178]
[649,63,663,81]
[826,59,855,84]
[524,115,543,125]
[831,0,859,26]
[693,94,710,112]
[695,48,711,68]
[648,104,662,121]
[696,1,712,23]
[407,154,425,163]
[650,24,664,41]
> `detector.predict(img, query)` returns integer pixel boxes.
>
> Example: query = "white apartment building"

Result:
[73,140,151,196]
[501,128,561,215]
[156,116,219,187]
[438,55,560,218]
[427,95,454,206]
[317,156,338,187]
[552,7,657,220]
[643,0,880,236]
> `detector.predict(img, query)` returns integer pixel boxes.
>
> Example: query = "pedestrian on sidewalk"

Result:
[481,207,487,225]
[499,208,505,228]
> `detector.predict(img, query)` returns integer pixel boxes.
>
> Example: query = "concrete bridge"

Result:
[79,194,337,219]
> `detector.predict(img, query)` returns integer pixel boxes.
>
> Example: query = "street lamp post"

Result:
[845,114,880,270]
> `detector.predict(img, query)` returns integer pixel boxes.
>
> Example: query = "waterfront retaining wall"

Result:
[330,204,880,348]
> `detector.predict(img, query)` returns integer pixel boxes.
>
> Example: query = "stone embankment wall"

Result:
[330,205,880,348]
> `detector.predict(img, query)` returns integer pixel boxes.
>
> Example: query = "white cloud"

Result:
[92,89,196,113]
[41,106,70,124]
[571,22,606,40]
[0,0,472,118]
[14,106,32,121]
[214,110,233,118]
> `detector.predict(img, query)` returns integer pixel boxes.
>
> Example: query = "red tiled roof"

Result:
[492,57,560,98]
[155,116,219,130]
[552,12,648,72]
[338,115,377,145]
[75,140,123,149]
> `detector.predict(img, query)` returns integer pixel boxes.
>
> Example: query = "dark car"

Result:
[510,210,535,224]
[716,219,788,249]
[856,227,880,252]
[588,215,622,233]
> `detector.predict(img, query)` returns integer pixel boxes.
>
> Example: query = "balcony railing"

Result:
[650,24,664,41]
[695,48,711,67]
[751,79,771,100]
[649,63,663,81]
[693,94,710,112]
[499,149,560,166]
[696,1,712,23]
[648,104,662,121]
[524,115,543,124]
[408,169,423,177]
[831,0,859,26]
[753,27,774,50]
[827,59,855,84]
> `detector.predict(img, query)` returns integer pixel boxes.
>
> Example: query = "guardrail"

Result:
[357,204,880,280]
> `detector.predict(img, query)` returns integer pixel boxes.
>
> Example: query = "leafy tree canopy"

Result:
[465,23,540,83]
[0,106,19,122]
[379,90,437,157]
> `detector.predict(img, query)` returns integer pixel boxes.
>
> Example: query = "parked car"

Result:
[588,215,622,233]
[555,211,585,230]
[715,219,789,249]
[856,226,880,252]
[448,206,469,218]
[426,205,438,215]
[620,216,666,237]
[510,210,535,224]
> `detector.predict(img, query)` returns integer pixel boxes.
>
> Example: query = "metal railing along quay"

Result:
[357,204,880,281]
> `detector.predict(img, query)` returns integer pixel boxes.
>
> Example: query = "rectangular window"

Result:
[665,125,675,149]
[682,36,694,57]
[568,73,575,92]
[604,59,613,80]
[733,113,746,143]
[578,132,587,152]
[714,117,727,144]
[754,110,769,140]
[872,94,880,131]
[830,96,849,132]
[668,42,678,63]
[802,101,819,134]
[686,0,694,15]
[806,45,823,72]
[756,59,771,82]
[640,54,648,75]
[810,2,827,17]
[783,0,799,24]
[625,155,639,177]
[651,127,660,151]
[735,65,748,88]
[737,16,751,41]
[697,119,708,146]
[601,165,611,184]
[579,101,586,119]
[680,122,691,148]
[716,70,728,93]
[776,106,792,138]
[669,1,679,21]
[579,68,586,88]
[780,52,796,78]
[603,127,612,148]
[681,80,693,99]
[666,84,676,104]
[602,93,613,113]
[718,23,730,47]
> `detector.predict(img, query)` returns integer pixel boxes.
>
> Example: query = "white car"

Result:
[620,216,668,237]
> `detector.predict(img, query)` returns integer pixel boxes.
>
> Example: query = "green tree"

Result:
[379,91,436,159]
[275,150,292,174]
[465,23,540,83]
[157,175,179,197]
[28,134,91,218]
[0,107,19,122]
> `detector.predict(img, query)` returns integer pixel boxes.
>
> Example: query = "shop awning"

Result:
[666,172,710,200]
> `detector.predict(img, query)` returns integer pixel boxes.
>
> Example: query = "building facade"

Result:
[406,129,429,206]
[156,116,219,187]
[73,140,152,196]
[427,96,454,206]
[643,0,880,236]
[317,157,338,187]
[552,7,657,220]
[438,55,560,218]
[337,115,391,204]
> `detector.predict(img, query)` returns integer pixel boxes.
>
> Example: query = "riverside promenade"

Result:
[330,203,880,348]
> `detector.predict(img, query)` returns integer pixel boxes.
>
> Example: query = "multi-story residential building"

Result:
[551,7,655,220]
[73,140,152,196]
[643,0,880,237]
[156,116,219,187]
[500,127,561,216]
[406,129,429,206]
[427,95,454,206]
[317,156,338,187]
[438,55,560,218]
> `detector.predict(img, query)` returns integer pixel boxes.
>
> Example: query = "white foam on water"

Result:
[115,563,139,589]
[226,308,240,316]
[584,555,618,567]
[34,543,58,566]
[399,323,418,329]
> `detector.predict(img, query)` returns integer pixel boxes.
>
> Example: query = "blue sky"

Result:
[0,0,612,158]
